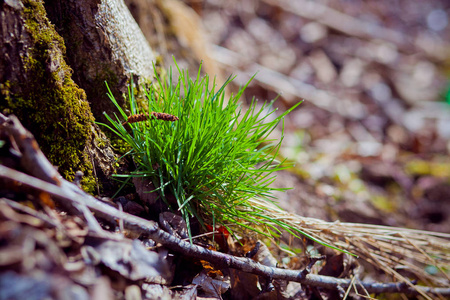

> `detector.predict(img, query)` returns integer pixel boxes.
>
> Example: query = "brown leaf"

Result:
[85,239,170,282]
[192,270,230,298]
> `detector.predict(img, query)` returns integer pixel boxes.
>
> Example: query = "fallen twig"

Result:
[1,113,449,296]
[0,166,449,296]
[0,115,105,234]
[0,114,61,185]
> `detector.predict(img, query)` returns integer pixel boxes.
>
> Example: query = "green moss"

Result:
[95,136,107,149]
[0,0,96,193]
[81,172,98,193]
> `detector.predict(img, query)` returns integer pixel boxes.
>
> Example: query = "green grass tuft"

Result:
[100,61,353,255]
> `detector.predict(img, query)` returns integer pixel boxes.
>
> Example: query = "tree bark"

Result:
[44,0,156,123]
[0,0,158,193]
[125,0,222,80]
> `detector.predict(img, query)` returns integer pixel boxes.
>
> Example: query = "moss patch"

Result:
[0,0,96,192]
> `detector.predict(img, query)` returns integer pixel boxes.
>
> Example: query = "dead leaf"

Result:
[192,270,230,298]
[86,239,170,282]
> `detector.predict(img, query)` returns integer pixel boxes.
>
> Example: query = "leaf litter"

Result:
[2,0,450,299]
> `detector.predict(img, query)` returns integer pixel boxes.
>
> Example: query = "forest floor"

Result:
[1,1,449,299]
[190,0,450,234]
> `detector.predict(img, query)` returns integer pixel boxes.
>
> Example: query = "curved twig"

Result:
[1,113,449,296]
[0,166,449,296]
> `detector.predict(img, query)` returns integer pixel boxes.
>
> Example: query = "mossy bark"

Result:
[0,0,115,193]
[0,0,205,195]
[43,0,157,125]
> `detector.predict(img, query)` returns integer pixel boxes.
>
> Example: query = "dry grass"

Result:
[249,197,450,297]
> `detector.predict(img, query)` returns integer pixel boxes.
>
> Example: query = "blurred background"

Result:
[134,0,450,233]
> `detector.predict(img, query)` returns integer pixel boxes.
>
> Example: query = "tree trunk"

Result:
[44,0,157,123]
[0,0,158,193]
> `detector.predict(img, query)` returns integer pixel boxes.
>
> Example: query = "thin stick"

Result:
[1,113,449,296]
[0,166,449,296]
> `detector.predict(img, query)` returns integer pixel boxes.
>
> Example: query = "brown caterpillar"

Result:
[122,112,179,125]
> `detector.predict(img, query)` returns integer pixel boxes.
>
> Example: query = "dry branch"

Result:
[1,113,449,297]
[1,166,449,297]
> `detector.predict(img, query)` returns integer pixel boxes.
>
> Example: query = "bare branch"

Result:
[0,115,104,234]
[1,113,449,296]
[0,166,448,297]
[0,115,61,186]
